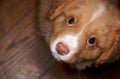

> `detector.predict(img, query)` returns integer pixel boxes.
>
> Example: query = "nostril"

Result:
[56,42,69,56]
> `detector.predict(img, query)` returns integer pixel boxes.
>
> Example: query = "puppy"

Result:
[41,0,120,70]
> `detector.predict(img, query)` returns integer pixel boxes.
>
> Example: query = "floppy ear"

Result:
[95,36,120,66]
[94,22,120,66]
[48,3,65,20]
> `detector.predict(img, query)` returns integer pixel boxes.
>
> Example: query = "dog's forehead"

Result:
[63,0,103,17]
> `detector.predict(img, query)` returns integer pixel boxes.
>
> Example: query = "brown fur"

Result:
[41,0,120,68]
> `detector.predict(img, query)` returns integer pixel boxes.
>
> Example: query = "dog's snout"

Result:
[56,42,69,55]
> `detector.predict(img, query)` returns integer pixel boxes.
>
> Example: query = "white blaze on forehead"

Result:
[90,4,106,22]
[78,4,106,36]
[50,4,106,61]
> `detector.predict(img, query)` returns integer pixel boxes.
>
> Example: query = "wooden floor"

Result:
[0,0,120,79]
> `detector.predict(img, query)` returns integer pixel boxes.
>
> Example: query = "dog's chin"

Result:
[69,61,93,70]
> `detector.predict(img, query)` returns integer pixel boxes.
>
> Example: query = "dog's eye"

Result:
[67,17,75,26]
[87,37,96,46]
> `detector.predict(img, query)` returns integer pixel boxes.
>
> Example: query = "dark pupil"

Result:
[89,37,95,44]
[68,18,74,24]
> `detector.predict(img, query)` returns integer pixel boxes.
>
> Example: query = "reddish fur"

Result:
[42,0,120,67]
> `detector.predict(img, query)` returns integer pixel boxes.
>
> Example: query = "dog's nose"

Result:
[56,42,69,55]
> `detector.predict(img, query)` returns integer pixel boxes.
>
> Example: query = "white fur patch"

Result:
[78,4,106,36]
[50,4,106,61]
[51,34,78,61]
[90,4,106,22]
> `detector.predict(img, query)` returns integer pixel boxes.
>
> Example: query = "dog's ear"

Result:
[95,36,120,66]
[48,3,65,21]
[94,21,120,66]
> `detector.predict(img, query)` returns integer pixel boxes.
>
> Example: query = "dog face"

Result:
[48,0,120,69]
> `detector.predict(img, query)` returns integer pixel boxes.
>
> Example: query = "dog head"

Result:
[48,0,120,69]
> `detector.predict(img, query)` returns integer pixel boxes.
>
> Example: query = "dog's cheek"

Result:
[64,53,79,64]
[49,34,57,46]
